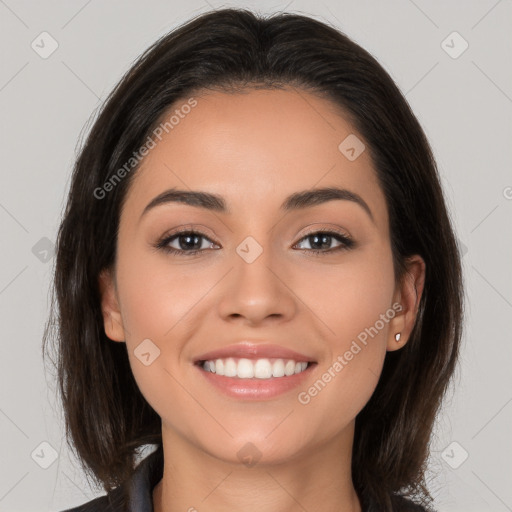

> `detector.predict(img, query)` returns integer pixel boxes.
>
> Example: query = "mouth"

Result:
[195,358,317,400]
[193,341,318,399]
[195,357,315,379]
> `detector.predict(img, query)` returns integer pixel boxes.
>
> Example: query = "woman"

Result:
[43,7,464,512]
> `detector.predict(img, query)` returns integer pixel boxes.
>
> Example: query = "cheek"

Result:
[115,243,202,341]
[296,245,395,410]
[304,244,396,347]
[113,242,216,405]
[114,247,198,422]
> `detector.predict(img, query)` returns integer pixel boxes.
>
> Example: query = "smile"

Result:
[199,357,310,379]
[195,357,317,400]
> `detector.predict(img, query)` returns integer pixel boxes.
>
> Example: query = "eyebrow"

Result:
[140,186,374,223]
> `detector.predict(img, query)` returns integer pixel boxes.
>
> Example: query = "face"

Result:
[100,87,424,466]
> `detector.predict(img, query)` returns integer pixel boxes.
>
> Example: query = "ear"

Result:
[98,268,126,342]
[387,255,426,352]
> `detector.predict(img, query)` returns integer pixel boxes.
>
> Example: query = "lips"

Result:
[193,341,317,364]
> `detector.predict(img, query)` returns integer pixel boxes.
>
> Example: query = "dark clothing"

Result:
[61,446,164,512]
[61,446,431,511]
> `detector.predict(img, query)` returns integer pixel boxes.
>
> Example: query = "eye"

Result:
[155,229,218,256]
[293,230,354,255]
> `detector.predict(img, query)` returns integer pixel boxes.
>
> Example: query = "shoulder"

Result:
[58,486,126,512]
[58,445,163,512]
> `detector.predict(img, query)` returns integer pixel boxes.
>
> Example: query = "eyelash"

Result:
[155,228,355,257]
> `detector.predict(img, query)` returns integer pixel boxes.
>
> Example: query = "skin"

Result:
[99,87,425,512]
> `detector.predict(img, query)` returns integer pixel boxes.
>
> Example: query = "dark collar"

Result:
[125,445,164,512]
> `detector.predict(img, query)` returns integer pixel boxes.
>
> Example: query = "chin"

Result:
[201,433,306,468]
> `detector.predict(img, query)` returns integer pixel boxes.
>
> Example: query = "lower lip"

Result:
[196,363,317,400]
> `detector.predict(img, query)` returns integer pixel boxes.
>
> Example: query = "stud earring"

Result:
[395,333,401,342]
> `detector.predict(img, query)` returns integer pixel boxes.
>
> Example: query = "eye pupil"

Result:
[179,233,202,250]
[310,234,331,250]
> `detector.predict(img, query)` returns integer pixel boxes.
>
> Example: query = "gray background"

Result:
[0,1,511,511]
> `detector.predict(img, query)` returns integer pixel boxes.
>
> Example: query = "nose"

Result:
[216,241,297,326]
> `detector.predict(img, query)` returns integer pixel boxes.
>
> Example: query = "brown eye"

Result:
[294,231,354,255]
[156,230,218,256]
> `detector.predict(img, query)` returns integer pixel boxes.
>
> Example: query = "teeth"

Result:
[201,357,309,379]
[224,358,237,377]
[272,359,285,377]
[238,358,254,378]
[254,359,272,379]
[285,360,296,376]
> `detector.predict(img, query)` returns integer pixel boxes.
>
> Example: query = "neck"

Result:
[153,422,362,512]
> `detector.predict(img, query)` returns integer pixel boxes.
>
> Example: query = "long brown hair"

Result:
[43,8,464,511]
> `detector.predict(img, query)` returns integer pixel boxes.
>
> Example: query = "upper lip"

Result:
[194,342,317,363]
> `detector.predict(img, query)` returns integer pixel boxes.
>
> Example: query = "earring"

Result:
[395,333,401,342]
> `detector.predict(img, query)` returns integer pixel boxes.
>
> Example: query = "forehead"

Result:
[123,87,388,229]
